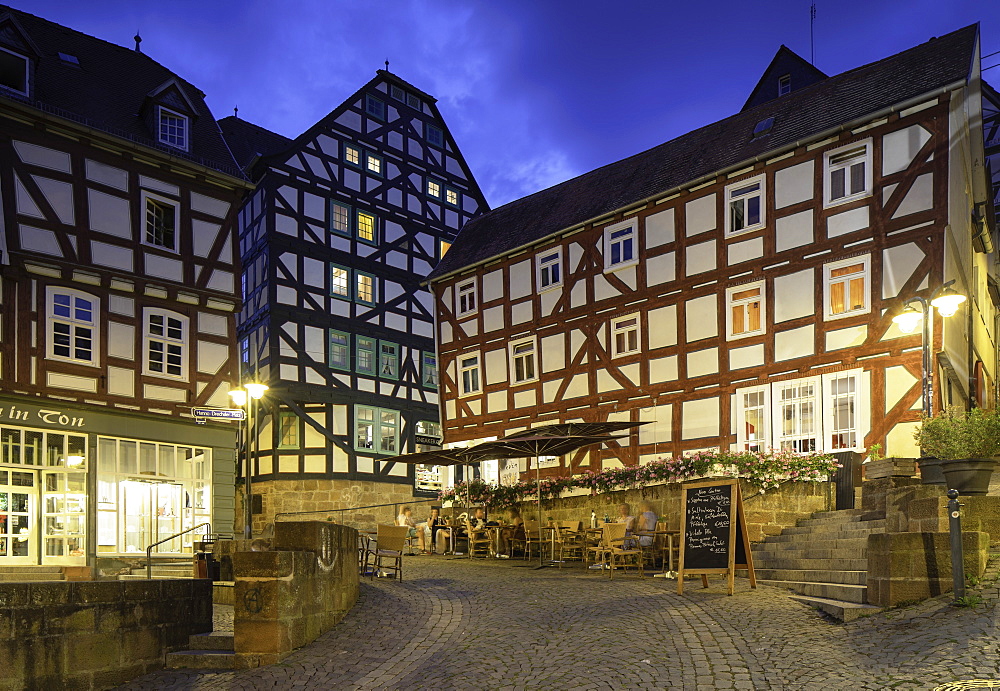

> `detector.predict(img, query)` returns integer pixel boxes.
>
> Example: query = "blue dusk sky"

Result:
[19,0,1000,208]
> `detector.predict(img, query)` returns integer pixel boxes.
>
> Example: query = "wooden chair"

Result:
[521,520,543,561]
[556,520,585,567]
[606,525,644,579]
[358,532,377,577]
[464,520,491,558]
[371,524,408,580]
[587,523,627,573]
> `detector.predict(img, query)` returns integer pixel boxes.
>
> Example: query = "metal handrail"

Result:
[272,498,442,530]
[146,522,211,579]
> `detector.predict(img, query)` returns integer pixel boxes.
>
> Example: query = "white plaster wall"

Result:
[727,237,763,265]
[685,240,717,276]
[825,325,867,351]
[638,403,672,444]
[541,333,565,373]
[893,173,934,218]
[827,206,869,238]
[775,209,813,252]
[773,270,814,322]
[88,190,131,239]
[646,208,675,247]
[485,348,507,385]
[885,365,919,413]
[482,305,505,332]
[882,243,926,299]
[882,124,932,175]
[649,355,679,383]
[729,343,764,369]
[682,397,720,440]
[687,348,719,377]
[646,251,676,287]
[33,177,74,225]
[774,161,814,208]
[509,260,532,300]
[86,160,128,190]
[685,194,716,236]
[774,325,814,361]
[685,295,718,341]
[482,269,504,301]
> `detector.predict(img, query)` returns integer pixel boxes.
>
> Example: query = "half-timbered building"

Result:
[0,6,250,572]
[220,71,487,529]
[428,26,998,482]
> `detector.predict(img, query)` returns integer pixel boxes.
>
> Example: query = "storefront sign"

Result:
[0,404,86,428]
[415,434,442,446]
[192,407,245,421]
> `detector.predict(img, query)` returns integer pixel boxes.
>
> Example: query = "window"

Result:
[330,265,350,300]
[354,406,399,455]
[460,353,481,395]
[604,219,637,271]
[509,338,537,384]
[379,341,399,379]
[726,176,765,235]
[727,282,765,339]
[143,192,178,251]
[365,153,383,177]
[144,309,187,379]
[537,249,562,290]
[390,85,405,101]
[778,74,791,96]
[240,337,250,366]
[0,47,29,96]
[278,412,299,449]
[824,140,871,206]
[330,201,351,235]
[329,330,350,371]
[824,255,870,319]
[775,379,819,453]
[426,124,444,147]
[611,314,640,357]
[344,143,361,167]
[422,351,438,389]
[406,93,421,110]
[751,117,774,140]
[356,211,377,244]
[157,107,188,151]
[356,272,375,305]
[48,288,97,365]
[415,420,441,446]
[736,370,866,453]
[426,178,441,198]
[356,336,375,375]
[456,279,477,317]
[445,187,460,207]
[365,94,385,120]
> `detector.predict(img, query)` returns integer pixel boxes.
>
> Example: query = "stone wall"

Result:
[0,579,212,690]
[232,521,359,668]
[445,479,832,543]
[238,479,430,536]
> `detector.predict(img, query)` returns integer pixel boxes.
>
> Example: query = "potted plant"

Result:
[914,406,1000,495]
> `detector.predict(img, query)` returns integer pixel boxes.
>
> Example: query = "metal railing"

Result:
[145,522,211,579]
[273,498,441,532]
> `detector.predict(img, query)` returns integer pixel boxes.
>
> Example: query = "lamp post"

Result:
[891,283,966,417]
[229,382,268,539]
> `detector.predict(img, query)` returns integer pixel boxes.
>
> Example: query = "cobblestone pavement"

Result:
[118,555,1000,690]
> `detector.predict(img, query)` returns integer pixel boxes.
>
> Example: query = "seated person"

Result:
[426,507,450,554]
[635,501,658,547]
[468,507,488,530]
[496,508,525,558]
[396,506,426,552]
[615,503,636,533]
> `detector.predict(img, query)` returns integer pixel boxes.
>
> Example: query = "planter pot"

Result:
[916,457,946,486]
[864,457,917,479]
[940,458,998,495]
[559,487,591,498]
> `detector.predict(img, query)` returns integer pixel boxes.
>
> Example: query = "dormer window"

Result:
[0,46,29,96]
[778,74,791,96]
[158,106,189,151]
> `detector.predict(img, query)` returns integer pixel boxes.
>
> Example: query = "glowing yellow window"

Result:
[357,212,376,243]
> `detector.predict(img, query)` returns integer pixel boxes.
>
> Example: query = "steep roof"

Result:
[0,5,244,179]
[429,24,978,282]
[741,45,828,111]
[218,115,293,171]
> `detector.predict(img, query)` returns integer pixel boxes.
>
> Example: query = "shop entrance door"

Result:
[121,480,186,554]
[0,469,37,564]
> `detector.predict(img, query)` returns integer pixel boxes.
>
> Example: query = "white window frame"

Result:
[157,106,189,152]
[459,352,482,396]
[823,255,871,321]
[823,139,872,207]
[536,248,562,292]
[603,218,638,272]
[455,278,478,318]
[777,74,791,96]
[726,281,766,340]
[772,376,821,453]
[0,46,29,96]
[821,369,868,453]
[141,190,180,253]
[143,308,189,381]
[508,337,538,385]
[735,384,770,452]
[611,313,640,358]
[725,175,766,236]
[46,287,99,366]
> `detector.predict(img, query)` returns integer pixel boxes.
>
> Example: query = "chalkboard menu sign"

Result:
[677,479,756,596]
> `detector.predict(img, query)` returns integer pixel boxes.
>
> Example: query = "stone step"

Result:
[754,546,868,561]
[778,520,885,537]
[0,572,64,582]
[165,650,236,670]
[188,632,234,651]
[758,535,869,550]
[119,574,193,580]
[754,568,867,585]
[759,579,868,604]
[751,557,868,571]
[788,595,883,622]
[0,566,62,573]
[810,509,866,519]
[796,514,865,526]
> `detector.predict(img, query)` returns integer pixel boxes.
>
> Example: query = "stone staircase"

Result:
[165,632,236,670]
[752,508,885,621]
[0,566,64,582]
[119,559,194,580]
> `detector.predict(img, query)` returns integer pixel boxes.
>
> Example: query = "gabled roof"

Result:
[741,45,827,111]
[218,115,293,171]
[429,24,979,282]
[0,5,244,179]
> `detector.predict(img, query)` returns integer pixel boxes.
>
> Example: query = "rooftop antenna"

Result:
[810,2,816,65]
[385,59,390,72]
[134,31,142,53]
[234,105,238,118]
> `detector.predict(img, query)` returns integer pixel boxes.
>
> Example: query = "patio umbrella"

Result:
[471,433,626,568]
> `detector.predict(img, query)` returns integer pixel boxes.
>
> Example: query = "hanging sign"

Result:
[192,407,245,421]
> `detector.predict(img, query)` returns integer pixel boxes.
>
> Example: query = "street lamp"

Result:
[229,382,268,539]
[891,282,966,417]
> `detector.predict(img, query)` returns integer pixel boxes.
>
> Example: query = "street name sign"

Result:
[192,407,245,421]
